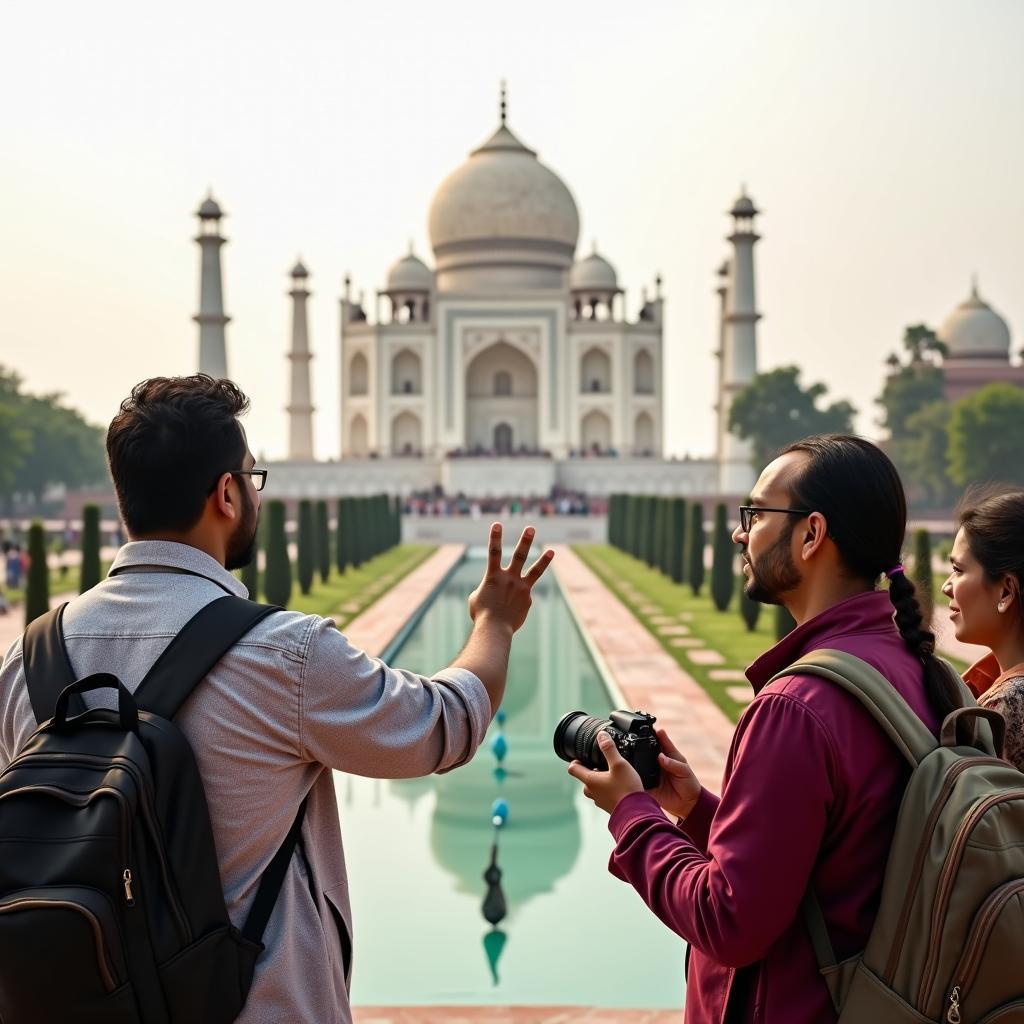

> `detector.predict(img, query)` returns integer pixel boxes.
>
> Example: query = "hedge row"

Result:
[608,495,758,631]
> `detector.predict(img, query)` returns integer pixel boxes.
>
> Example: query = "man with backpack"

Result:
[569,435,1020,1022]
[0,374,553,1023]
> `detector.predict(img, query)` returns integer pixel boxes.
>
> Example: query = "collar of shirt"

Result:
[964,652,1024,699]
[108,540,247,598]
[746,590,898,695]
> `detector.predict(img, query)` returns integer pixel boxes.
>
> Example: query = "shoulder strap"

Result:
[133,595,280,720]
[772,647,938,767]
[241,796,309,945]
[22,603,86,724]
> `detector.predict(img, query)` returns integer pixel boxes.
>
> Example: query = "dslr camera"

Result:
[553,709,661,789]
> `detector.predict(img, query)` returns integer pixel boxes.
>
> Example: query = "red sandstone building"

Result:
[938,279,1024,401]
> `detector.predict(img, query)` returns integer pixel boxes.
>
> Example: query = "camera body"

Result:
[553,709,661,789]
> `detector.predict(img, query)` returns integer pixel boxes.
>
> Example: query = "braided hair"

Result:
[780,434,962,719]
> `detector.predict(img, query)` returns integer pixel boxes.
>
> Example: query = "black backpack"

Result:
[0,595,306,1024]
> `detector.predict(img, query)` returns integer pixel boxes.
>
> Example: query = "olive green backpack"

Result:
[773,649,1024,1024]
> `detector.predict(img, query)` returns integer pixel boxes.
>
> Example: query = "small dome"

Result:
[290,259,309,279]
[385,251,433,293]
[730,188,758,218]
[197,194,223,219]
[428,123,580,256]
[570,249,618,292]
[938,281,1011,360]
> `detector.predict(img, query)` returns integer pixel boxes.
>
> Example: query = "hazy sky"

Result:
[2,0,1022,462]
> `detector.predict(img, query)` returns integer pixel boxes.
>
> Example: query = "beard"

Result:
[225,483,259,571]
[743,523,801,605]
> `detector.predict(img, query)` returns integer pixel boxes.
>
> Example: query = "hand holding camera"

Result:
[556,709,701,818]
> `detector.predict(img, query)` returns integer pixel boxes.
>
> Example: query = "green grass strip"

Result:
[286,544,436,626]
[574,544,773,723]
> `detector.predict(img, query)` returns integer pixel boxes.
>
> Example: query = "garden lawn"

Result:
[5,561,113,606]
[575,544,775,723]
[274,544,435,625]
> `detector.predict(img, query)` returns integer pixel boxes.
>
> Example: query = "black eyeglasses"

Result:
[738,505,812,534]
[231,469,268,492]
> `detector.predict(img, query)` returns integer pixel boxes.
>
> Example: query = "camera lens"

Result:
[553,711,613,769]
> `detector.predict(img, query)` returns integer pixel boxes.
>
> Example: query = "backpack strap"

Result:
[241,796,309,946]
[133,595,280,720]
[771,647,939,767]
[131,593,305,946]
[22,603,86,724]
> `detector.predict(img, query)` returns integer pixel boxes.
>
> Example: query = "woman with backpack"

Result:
[943,489,1024,771]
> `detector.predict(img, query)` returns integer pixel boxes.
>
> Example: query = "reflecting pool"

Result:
[339,554,686,1009]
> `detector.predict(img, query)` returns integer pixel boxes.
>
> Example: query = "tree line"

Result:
[0,367,107,509]
[727,325,1024,509]
[23,495,403,622]
[608,496,939,644]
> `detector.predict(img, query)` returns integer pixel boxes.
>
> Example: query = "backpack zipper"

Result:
[918,789,1024,1010]
[0,774,192,942]
[944,879,1024,1018]
[0,895,119,991]
[882,757,1005,984]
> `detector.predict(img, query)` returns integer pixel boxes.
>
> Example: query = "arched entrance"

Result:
[392,411,422,455]
[465,340,538,453]
[493,422,514,453]
[349,414,369,456]
[634,411,655,454]
[581,410,611,453]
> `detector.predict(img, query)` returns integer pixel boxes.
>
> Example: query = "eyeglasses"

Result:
[231,469,268,492]
[738,504,812,534]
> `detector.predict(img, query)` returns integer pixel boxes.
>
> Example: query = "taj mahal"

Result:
[193,95,762,500]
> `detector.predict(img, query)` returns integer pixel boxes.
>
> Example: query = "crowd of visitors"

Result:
[402,485,603,517]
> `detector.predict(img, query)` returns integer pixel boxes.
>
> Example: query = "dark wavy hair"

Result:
[106,375,249,535]
[780,434,962,719]
[956,488,1024,616]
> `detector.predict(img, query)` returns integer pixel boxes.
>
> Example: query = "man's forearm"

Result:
[450,614,514,716]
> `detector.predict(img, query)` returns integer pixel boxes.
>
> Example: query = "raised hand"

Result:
[468,523,554,635]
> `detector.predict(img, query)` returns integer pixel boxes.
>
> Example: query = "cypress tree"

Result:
[607,493,618,548]
[652,498,666,573]
[350,497,365,568]
[297,500,315,595]
[25,521,50,625]
[639,496,655,567]
[687,502,706,596]
[710,503,735,612]
[912,528,934,628]
[624,495,637,557]
[376,494,389,556]
[335,498,349,574]
[739,581,761,632]
[80,504,101,594]
[263,501,292,607]
[775,603,798,641]
[632,496,646,562]
[240,541,259,600]
[661,497,676,577]
[316,500,331,583]
[670,498,687,584]
[392,495,403,549]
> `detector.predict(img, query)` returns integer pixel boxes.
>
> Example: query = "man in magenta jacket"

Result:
[569,436,958,1023]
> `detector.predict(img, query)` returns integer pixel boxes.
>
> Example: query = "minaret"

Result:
[287,259,315,461]
[713,258,731,464]
[193,193,230,379]
[718,188,761,494]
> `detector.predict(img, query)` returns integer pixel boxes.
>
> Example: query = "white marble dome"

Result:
[938,281,1011,360]
[385,251,432,292]
[428,123,580,256]
[570,249,618,292]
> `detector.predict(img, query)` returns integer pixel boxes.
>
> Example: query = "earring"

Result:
[998,603,1006,613]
